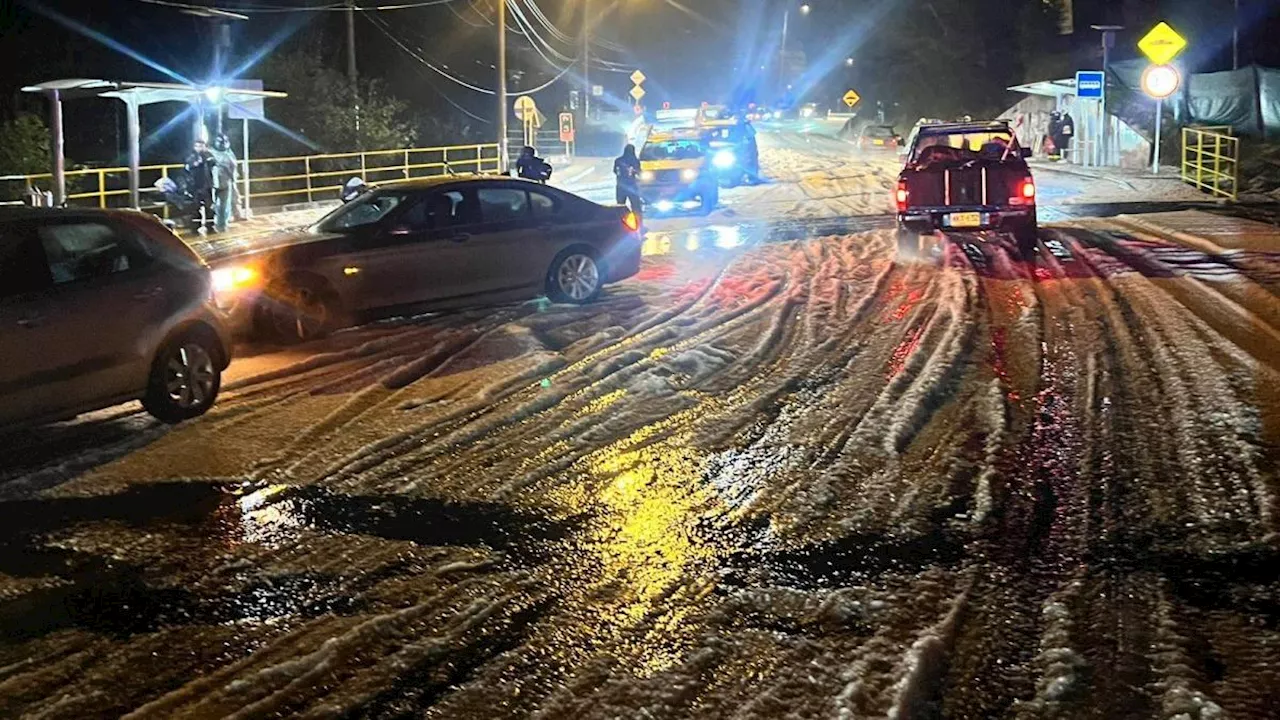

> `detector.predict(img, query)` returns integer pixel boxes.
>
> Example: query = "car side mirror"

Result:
[1020,147,1032,159]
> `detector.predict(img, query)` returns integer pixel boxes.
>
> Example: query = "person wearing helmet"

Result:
[209,134,239,233]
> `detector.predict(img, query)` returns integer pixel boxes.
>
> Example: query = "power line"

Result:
[367,9,577,96]
[136,0,463,13]
[364,11,496,94]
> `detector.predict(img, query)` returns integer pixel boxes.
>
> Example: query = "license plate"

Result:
[873,139,884,146]
[948,212,982,228]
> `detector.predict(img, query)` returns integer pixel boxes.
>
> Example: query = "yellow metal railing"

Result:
[1181,126,1238,201]
[0,143,501,212]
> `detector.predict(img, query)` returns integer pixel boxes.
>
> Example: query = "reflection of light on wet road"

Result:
[641,225,754,257]
[235,484,305,547]
[541,434,723,676]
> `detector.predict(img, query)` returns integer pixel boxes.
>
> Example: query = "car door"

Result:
[0,222,59,425]
[447,185,548,297]
[0,217,172,424]
[330,189,485,310]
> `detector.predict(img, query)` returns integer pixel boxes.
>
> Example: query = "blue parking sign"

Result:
[1075,71,1105,99]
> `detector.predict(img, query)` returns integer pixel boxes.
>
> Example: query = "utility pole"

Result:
[498,0,509,172]
[582,0,590,121]
[346,0,358,84]
[1091,25,1122,166]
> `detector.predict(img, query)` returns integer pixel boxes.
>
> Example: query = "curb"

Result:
[1029,162,1136,191]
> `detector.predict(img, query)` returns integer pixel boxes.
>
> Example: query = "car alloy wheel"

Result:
[271,285,331,342]
[557,253,600,302]
[164,343,217,411]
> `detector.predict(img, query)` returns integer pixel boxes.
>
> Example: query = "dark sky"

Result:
[1,0,1277,162]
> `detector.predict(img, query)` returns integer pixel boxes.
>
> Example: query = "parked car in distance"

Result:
[210,176,643,343]
[0,207,231,429]
[857,125,903,151]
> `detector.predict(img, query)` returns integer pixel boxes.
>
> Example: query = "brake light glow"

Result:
[895,181,909,212]
[622,210,640,232]
[1021,179,1036,199]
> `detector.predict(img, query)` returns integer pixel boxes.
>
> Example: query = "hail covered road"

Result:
[1,126,1278,719]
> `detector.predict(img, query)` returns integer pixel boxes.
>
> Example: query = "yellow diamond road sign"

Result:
[630,70,646,86]
[1138,22,1187,66]
[842,89,860,108]
[630,85,646,101]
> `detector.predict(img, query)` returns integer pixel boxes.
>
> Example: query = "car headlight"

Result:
[639,170,655,182]
[211,265,260,294]
[681,168,698,182]
[713,149,737,169]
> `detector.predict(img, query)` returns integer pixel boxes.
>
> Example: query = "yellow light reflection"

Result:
[642,233,673,257]
[582,436,716,674]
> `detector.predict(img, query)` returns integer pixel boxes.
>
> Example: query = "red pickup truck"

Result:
[895,120,1038,259]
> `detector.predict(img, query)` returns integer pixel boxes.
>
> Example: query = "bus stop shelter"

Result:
[21,79,286,208]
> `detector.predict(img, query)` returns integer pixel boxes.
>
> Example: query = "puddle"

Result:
[723,527,966,591]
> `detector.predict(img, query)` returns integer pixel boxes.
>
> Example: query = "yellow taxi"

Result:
[638,129,719,214]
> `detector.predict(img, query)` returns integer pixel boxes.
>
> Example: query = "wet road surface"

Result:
[2,137,1279,719]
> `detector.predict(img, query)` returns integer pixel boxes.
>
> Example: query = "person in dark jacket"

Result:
[515,146,552,183]
[184,139,216,232]
[613,144,642,212]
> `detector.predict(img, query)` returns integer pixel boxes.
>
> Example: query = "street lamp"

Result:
[779,2,811,99]
[845,57,854,66]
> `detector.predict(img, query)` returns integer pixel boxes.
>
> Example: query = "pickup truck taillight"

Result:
[1010,177,1036,205]
[895,181,909,212]
[622,210,640,232]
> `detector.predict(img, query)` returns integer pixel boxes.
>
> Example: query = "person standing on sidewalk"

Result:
[184,139,216,233]
[209,134,239,233]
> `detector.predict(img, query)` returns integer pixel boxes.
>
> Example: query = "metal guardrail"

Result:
[1181,126,1238,201]
[0,143,501,213]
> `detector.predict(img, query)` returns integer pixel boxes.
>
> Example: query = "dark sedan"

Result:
[210,176,642,342]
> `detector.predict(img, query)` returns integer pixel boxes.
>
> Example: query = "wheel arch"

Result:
[158,319,230,371]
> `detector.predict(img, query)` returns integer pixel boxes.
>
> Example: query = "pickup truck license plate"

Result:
[948,212,982,228]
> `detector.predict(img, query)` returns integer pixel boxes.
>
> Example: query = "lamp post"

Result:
[583,0,591,121]
[498,0,508,172]
[778,3,810,101]
[1233,0,1239,70]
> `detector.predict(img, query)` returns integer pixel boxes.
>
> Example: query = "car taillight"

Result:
[622,210,640,232]
[895,181,909,211]
[1021,179,1036,199]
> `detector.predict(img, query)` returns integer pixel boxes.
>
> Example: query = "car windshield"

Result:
[312,190,411,233]
[864,126,897,138]
[911,130,1019,162]
[641,140,705,161]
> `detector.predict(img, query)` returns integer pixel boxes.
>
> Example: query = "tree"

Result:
[255,46,416,156]
[0,113,50,174]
